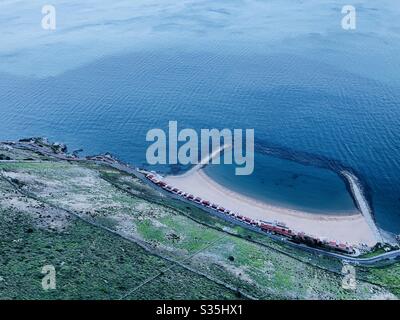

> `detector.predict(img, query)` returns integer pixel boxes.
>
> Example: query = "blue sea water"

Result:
[204,152,357,215]
[0,1,400,233]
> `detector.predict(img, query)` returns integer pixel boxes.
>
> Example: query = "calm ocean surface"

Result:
[0,1,399,234]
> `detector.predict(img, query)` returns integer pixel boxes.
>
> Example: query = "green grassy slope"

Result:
[0,144,398,300]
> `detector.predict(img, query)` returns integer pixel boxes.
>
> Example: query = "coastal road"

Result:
[3,140,400,267]
[146,182,400,267]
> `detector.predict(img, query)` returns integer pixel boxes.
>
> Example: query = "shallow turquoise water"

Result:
[204,152,357,215]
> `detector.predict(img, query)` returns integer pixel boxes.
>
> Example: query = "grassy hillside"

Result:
[0,142,398,299]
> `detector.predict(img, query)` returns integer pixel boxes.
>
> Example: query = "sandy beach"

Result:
[164,169,379,247]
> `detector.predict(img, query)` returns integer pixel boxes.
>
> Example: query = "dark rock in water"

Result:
[52,142,67,153]
[20,137,49,145]
[228,255,235,262]
[104,152,115,158]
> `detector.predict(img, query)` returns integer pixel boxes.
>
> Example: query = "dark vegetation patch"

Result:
[0,211,238,300]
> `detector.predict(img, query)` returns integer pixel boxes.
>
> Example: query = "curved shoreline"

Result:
[164,168,380,247]
[203,168,359,217]
[199,170,358,221]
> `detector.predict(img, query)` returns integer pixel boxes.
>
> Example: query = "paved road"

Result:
[3,141,400,267]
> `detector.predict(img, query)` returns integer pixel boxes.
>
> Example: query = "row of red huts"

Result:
[145,173,354,254]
